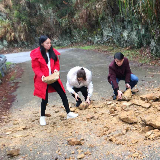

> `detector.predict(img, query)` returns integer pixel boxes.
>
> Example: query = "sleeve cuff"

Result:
[41,75,45,81]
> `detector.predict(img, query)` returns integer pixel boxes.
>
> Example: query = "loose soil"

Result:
[0,86,159,159]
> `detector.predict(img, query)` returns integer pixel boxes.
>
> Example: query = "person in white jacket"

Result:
[66,66,93,107]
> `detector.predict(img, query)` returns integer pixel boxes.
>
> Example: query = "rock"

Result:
[119,111,138,124]
[109,108,115,114]
[86,114,94,121]
[132,88,139,93]
[110,105,117,111]
[142,126,154,132]
[141,115,160,129]
[6,131,12,135]
[13,121,19,125]
[121,88,132,101]
[7,149,20,157]
[107,101,112,105]
[77,153,85,159]
[152,102,160,110]
[67,138,83,146]
[145,129,160,140]
[79,102,89,110]
[55,110,59,113]
[132,100,151,108]
[132,152,140,158]
[140,93,160,102]
[121,102,132,107]
[45,114,51,117]
[84,151,91,155]
[70,107,76,112]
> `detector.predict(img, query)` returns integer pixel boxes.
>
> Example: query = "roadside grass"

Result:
[6,62,12,68]
[71,45,153,64]
[10,75,15,81]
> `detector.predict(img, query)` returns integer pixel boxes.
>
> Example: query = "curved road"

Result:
[5,48,160,109]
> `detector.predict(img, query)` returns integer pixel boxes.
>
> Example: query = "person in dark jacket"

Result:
[108,52,138,100]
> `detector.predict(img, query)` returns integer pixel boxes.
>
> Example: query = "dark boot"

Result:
[76,100,82,107]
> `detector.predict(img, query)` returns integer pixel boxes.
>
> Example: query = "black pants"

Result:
[41,81,70,116]
[71,86,88,104]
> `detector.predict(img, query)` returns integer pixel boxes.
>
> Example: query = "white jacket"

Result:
[66,66,93,97]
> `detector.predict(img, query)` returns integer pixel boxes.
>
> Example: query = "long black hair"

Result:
[39,35,57,64]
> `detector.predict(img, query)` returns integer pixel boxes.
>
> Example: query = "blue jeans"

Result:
[111,74,138,95]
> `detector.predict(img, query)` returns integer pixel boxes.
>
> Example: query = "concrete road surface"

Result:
[5,48,160,110]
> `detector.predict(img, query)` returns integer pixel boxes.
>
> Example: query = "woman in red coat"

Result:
[30,35,78,125]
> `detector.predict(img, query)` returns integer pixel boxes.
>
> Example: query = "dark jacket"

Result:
[108,57,132,90]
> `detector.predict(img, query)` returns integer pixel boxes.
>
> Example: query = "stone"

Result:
[152,102,160,110]
[141,115,160,129]
[142,126,154,132]
[133,100,151,108]
[119,111,138,124]
[77,154,85,159]
[70,107,76,112]
[86,114,94,121]
[121,88,132,101]
[45,114,51,117]
[79,102,89,110]
[140,93,160,102]
[121,102,132,107]
[107,101,112,105]
[7,149,20,157]
[67,138,83,146]
[110,105,117,111]
[109,108,115,114]
[145,129,160,140]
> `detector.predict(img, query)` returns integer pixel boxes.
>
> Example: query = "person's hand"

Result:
[126,83,131,89]
[74,93,79,101]
[117,90,123,100]
[86,96,90,104]
[54,69,58,72]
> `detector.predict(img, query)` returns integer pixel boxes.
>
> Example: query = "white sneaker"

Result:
[67,112,78,119]
[40,116,46,125]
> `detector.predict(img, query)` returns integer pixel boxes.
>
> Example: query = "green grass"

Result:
[6,62,12,68]
[10,75,15,81]
[54,46,66,49]
[78,46,97,50]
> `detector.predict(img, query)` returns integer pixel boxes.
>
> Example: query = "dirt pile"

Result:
[0,86,160,159]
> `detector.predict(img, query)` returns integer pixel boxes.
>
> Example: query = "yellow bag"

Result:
[43,71,59,84]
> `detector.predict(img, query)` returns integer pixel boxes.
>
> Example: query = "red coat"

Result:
[30,47,65,100]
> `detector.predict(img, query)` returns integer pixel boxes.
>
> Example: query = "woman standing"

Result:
[30,35,78,125]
